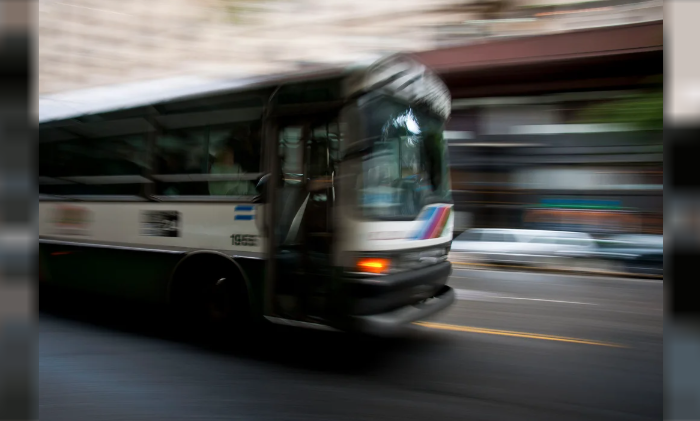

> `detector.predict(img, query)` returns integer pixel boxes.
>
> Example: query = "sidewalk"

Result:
[448,255,663,279]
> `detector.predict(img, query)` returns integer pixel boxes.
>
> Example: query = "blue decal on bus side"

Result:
[234,205,255,220]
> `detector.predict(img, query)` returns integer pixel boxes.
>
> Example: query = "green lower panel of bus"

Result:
[40,244,180,303]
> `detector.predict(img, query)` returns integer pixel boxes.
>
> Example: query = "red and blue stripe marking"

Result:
[411,205,452,240]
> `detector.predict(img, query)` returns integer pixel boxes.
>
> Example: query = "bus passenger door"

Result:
[267,119,337,322]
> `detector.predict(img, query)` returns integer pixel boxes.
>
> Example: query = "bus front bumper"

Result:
[348,285,455,336]
[340,261,455,335]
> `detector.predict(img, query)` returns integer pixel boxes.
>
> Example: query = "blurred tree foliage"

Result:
[220,0,263,24]
[575,75,663,130]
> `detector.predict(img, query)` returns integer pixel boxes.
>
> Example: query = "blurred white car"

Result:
[522,231,598,263]
[450,228,597,266]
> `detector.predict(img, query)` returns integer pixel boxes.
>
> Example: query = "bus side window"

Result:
[39,123,150,197]
[150,93,265,198]
[153,123,262,197]
[155,129,208,195]
[208,122,262,196]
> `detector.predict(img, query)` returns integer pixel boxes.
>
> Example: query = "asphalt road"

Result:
[39,268,663,421]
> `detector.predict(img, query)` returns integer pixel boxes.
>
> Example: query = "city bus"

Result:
[38,54,456,335]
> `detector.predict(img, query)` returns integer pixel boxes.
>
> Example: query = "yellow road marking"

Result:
[414,321,625,348]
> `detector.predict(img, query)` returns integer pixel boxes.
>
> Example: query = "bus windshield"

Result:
[355,96,451,220]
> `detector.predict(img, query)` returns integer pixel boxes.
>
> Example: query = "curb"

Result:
[449,261,663,280]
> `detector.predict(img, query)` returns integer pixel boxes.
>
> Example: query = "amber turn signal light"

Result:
[356,258,390,274]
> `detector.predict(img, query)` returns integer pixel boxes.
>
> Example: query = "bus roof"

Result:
[38,65,348,124]
[38,53,451,124]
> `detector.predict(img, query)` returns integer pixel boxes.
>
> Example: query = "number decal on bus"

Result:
[231,234,258,247]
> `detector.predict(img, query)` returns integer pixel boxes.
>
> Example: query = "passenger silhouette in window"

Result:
[208,132,258,196]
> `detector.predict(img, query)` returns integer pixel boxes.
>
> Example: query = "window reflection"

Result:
[356,97,451,219]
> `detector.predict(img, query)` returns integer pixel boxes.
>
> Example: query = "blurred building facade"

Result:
[38,0,662,94]
[413,20,663,235]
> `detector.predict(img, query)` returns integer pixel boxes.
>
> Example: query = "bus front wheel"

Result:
[170,256,251,339]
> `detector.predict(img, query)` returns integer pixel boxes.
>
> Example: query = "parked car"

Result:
[592,234,663,275]
[450,228,597,266]
[523,231,598,260]
[450,228,534,264]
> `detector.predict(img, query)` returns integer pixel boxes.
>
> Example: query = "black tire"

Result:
[200,276,238,325]
[174,269,253,343]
